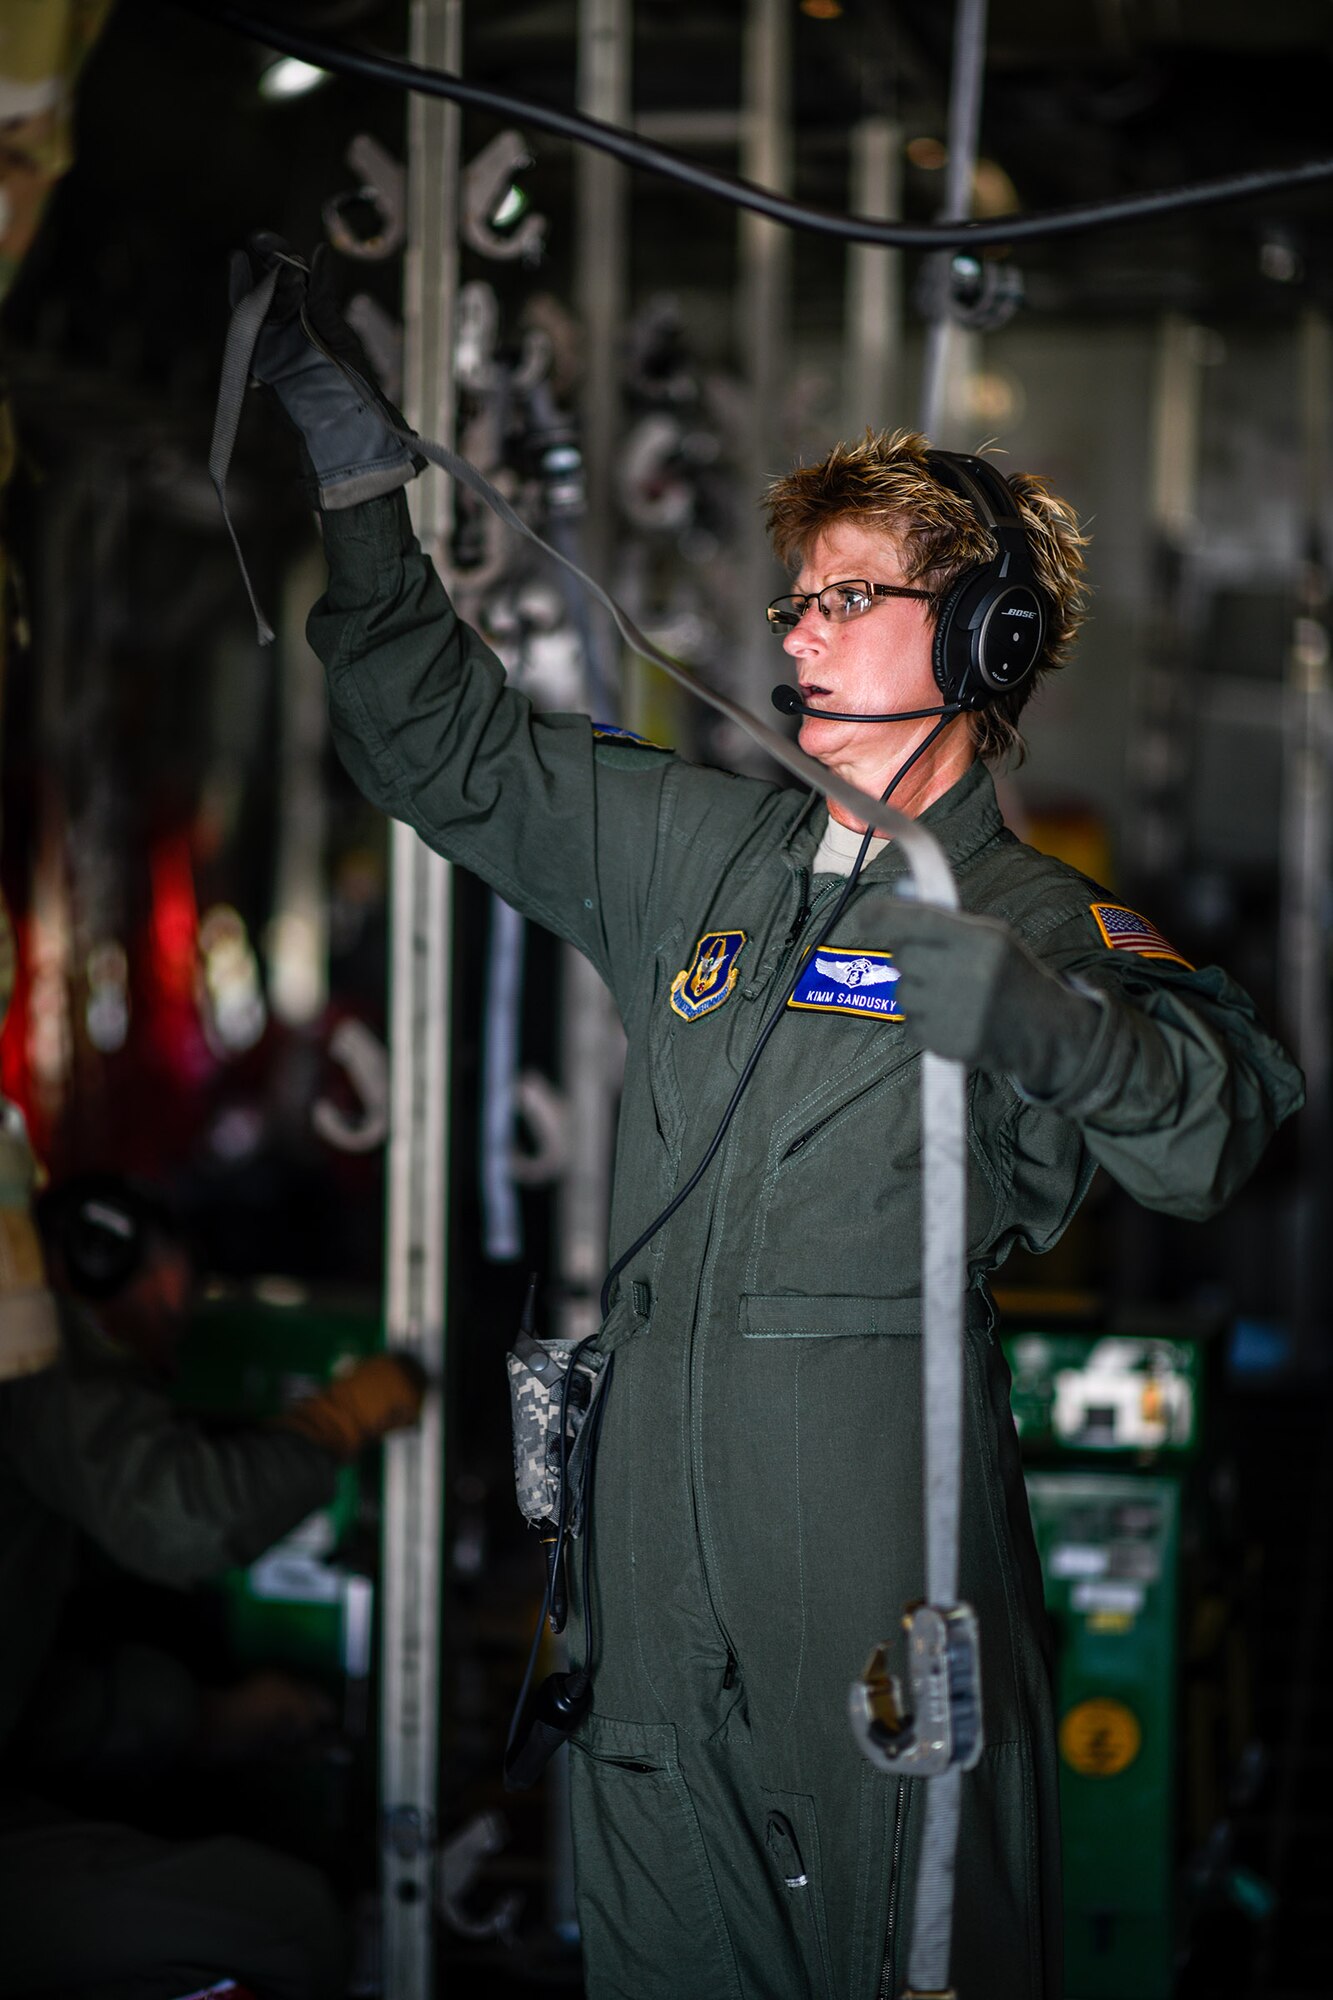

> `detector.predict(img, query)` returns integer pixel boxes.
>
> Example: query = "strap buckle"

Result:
[848,1603,984,1777]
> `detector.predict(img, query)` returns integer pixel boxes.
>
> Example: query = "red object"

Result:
[0,908,41,1151]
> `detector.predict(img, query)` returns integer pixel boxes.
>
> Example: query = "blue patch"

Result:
[591,722,672,750]
[787,946,903,1020]
[670,930,747,1021]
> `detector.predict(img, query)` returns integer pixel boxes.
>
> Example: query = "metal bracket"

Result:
[435,1810,522,1942]
[849,1604,983,1778]
[462,130,547,263]
[384,1802,436,1861]
[509,1071,569,1186]
[323,133,407,261]
[312,1018,390,1154]
[915,248,1024,333]
[344,294,404,405]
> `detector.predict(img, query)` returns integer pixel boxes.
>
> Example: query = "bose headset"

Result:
[771,448,1050,727]
[924,448,1049,712]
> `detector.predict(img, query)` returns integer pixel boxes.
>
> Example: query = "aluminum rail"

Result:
[379,5,460,1993]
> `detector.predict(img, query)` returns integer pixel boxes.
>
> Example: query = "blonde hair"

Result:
[764,428,1090,763]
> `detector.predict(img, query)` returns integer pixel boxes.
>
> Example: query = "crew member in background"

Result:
[233,240,1302,2000]
[0,1172,425,2000]
[0,0,118,1388]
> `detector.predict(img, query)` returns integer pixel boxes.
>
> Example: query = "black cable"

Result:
[504,1564,553,1768]
[574,1350,612,1679]
[166,0,1333,251]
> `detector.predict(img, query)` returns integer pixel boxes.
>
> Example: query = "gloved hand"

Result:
[873,897,1106,1098]
[278,1352,428,1462]
[229,233,422,510]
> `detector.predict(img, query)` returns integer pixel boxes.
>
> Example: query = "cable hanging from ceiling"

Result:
[167,0,1333,249]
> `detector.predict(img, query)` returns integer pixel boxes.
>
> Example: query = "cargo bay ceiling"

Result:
[6,0,1333,437]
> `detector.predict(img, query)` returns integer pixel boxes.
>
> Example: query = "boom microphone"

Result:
[771,684,959,724]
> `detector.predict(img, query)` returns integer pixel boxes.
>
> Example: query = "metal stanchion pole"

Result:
[918,0,987,443]
[576,0,629,594]
[843,115,904,439]
[380,2,462,1991]
[736,0,791,730]
[1280,307,1332,1372]
[542,0,635,1944]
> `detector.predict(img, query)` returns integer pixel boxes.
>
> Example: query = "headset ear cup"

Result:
[931,572,976,706]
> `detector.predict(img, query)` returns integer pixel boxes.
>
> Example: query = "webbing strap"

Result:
[208,262,279,645]
[213,270,973,1996]
[909,1059,967,1995]
[907,1767,964,1995]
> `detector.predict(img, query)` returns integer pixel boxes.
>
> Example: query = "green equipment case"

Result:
[1003,1320,1212,2000]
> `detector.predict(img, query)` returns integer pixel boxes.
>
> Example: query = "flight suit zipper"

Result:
[682,872,855,1698]
[679,873,826,1679]
[782,899,811,950]
[877,1779,910,2000]
[774,872,842,990]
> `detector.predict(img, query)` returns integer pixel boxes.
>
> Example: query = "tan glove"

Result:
[278,1352,427,1462]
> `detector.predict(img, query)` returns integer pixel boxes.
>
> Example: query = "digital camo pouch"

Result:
[505,1334,607,1535]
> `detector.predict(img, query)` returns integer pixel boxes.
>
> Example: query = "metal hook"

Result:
[323,134,406,261]
[462,130,546,264]
[435,1811,522,1941]
[312,1019,389,1154]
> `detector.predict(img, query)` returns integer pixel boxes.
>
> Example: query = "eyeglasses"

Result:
[765,578,932,634]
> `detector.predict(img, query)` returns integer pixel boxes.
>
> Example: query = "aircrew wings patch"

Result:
[787,946,904,1019]
[1089,902,1192,969]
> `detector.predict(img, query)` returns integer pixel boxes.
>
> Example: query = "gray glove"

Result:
[229,234,421,510]
[874,898,1105,1098]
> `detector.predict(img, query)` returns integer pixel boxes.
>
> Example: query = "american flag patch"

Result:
[1090,902,1192,968]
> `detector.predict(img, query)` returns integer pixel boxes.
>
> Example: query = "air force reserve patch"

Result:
[787,947,903,1019]
[591,722,672,750]
[1089,902,1192,969]
[670,930,747,1021]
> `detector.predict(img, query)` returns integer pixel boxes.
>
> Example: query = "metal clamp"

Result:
[462,131,546,263]
[915,248,1023,333]
[849,1604,983,1778]
[312,1018,390,1154]
[435,1810,522,1942]
[323,134,406,261]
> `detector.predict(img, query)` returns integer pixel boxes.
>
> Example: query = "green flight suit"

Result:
[310,493,1303,2000]
[0,1301,347,1999]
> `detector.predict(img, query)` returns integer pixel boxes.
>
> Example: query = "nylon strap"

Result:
[212,269,973,1996]
[208,262,279,645]
[908,1767,963,1994]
